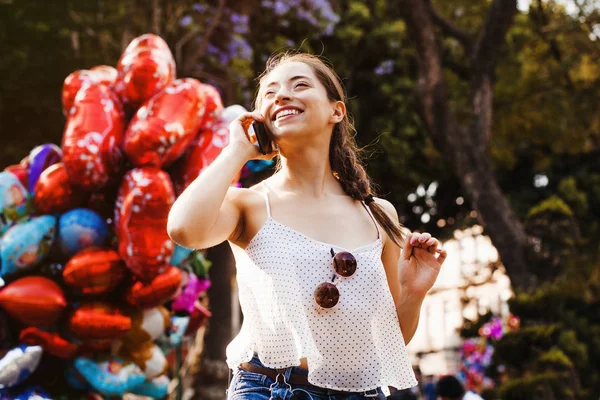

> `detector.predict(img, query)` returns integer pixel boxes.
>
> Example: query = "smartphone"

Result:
[251,120,274,155]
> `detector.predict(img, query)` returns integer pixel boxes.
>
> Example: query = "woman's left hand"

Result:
[398,232,447,297]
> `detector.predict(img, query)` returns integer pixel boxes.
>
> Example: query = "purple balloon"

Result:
[172,273,210,314]
[28,144,62,192]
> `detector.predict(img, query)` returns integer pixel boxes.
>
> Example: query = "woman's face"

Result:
[258,61,340,142]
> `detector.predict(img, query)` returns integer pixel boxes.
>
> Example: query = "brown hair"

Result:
[255,52,406,247]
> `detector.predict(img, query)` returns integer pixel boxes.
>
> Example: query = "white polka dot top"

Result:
[226,185,417,394]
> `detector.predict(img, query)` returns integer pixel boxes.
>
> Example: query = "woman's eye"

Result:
[265,91,275,97]
[295,82,308,88]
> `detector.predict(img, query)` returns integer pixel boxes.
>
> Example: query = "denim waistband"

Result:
[248,352,309,376]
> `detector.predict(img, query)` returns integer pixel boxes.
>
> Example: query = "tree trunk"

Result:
[192,241,236,400]
[399,0,537,291]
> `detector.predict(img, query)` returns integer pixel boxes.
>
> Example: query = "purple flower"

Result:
[180,15,193,27]
[193,3,208,13]
[375,60,394,75]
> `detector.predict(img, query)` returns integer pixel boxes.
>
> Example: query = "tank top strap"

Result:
[260,181,272,219]
[361,200,380,239]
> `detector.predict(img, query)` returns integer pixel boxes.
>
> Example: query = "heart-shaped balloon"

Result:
[171,270,210,315]
[0,345,43,389]
[0,276,66,326]
[125,266,181,309]
[62,67,118,115]
[115,168,175,282]
[19,327,79,359]
[4,164,29,191]
[122,33,171,55]
[197,83,224,130]
[68,302,131,341]
[27,143,63,193]
[33,163,87,214]
[62,83,125,191]
[124,78,206,168]
[1,215,57,277]
[0,171,33,235]
[63,248,126,296]
[114,38,175,109]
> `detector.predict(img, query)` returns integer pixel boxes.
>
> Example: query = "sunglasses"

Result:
[313,248,357,308]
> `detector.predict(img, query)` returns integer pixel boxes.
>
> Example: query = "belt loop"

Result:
[363,388,380,397]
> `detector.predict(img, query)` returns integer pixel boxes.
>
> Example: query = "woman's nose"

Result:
[274,88,292,102]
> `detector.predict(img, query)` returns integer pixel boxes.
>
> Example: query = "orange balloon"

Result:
[69,302,131,341]
[63,248,127,296]
[62,83,126,191]
[20,327,80,359]
[115,168,175,282]
[0,276,66,326]
[33,163,87,214]
[124,78,206,168]
[126,267,182,309]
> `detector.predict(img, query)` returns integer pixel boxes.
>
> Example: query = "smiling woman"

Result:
[167,51,447,400]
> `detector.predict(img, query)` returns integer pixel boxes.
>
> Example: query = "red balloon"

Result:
[68,302,131,341]
[115,168,175,282]
[20,327,80,358]
[62,67,118,115]
[4,164,29,189]
[198,84,224,130]
[171,122,231,194]
[123,33,171,55]
[33,163,87,214]
[114,45,175,109]
[124,78,206,168]
[0,276,66,326]
[185,300,212,335]
[62,83,126,191]
[63,248,127,296]
[125,266,182,309]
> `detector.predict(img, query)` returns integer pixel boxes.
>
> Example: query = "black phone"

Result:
[251,121,274,155]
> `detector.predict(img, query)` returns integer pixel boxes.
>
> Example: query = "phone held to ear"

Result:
[251,121,274,155]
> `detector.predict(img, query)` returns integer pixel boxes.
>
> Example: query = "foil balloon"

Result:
[170,244,193,268]
[8,386,52,400]
[19,327,79,359]
[166,315,189,347]
[0,345,43,389]
[172,270,209,315]
[4,164,29,190]
[198,83,224,130]
[62,83,125,191]
[128,375,170,399]
[172,122,232,194]
[114,35,176,109]
[221,104,247,124]
[122,306,170,347]
[68,302,131,341]
[33,163,86,214]
[62,67,118,115]
[27,143,62,193]
[63,248,126,296]
[58,208,109,258]
[121,342,168,379]
[0,171,33,235]
[74,357,145,398]
[0,215,56,277]
[0,276,66,326]
[186,300,212,335]
[122,33,171,54]
[125,266,181,309]
[124,78,206,168]
[115,168,175,282]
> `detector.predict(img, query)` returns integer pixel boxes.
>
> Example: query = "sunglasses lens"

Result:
[333,251,357,277]
[314,282,340,308]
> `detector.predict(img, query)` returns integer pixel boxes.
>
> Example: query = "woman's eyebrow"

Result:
[266,75,311,88]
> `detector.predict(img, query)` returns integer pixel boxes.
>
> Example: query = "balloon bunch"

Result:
[0,33,269,399]
[458,314,520,394]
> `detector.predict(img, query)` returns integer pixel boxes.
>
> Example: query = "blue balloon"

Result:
[0,172,32,235]
[10,385,52,400]
[74,357,146,398]
[129,375,170,399]
[1,215,56,277]
[246,159,275,173]
[58,208,108,257]
[170,244,193,267]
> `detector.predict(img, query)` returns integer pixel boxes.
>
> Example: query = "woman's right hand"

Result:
[227,111,278,161]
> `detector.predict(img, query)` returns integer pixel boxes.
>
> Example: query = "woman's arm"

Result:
[377,198,447,344]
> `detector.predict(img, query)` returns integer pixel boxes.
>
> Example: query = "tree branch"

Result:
[182,0,226,76]
[426,0,473,54]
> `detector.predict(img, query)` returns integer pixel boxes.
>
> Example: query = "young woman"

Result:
[167,52,447,400]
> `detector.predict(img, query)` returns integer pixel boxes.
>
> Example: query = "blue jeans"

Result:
[226,354,386,400]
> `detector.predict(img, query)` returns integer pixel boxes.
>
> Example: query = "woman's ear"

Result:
[330,101,346,124]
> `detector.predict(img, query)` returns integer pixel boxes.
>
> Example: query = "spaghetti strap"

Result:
[361,201,380,239]
[261,181,272,219]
